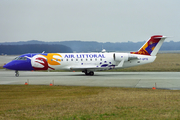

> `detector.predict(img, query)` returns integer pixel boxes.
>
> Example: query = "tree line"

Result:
[1,40,180,55]
[0,44,73,55]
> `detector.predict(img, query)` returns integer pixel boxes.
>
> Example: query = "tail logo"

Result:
[131,35,163,55]
[145,42,158,55]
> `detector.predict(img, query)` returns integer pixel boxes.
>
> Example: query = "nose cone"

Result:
[3,62,14,70]
[3,60,34,71]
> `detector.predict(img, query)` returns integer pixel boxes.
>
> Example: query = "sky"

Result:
[0,0,180,43]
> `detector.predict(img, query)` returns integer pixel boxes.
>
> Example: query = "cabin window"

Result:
[90,59,92,61]
[100,58,102,61]
[61,59,63,61]
[86,59,88,61]
[71,59,73,61]
[66,59,68,61]
[81,59,83,61]
[95,58,97,61]
[137,61,140,63]
[76,59,78,61]
[56,59,58,61]
[51,59,53,61]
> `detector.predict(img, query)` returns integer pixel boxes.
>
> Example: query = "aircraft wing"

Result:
[69,60,124,71]
[70,66,104,71]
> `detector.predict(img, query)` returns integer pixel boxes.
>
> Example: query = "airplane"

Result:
[3,35,167,77]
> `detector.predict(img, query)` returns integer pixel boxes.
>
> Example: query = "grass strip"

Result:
[0,85,180,119]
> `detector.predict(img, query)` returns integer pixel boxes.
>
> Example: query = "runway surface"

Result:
[0,70,180,90]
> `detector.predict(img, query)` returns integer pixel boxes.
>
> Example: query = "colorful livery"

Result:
[3,35,167,76]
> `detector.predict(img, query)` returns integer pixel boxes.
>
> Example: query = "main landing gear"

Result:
[15,70,19,77]
[83,70,94,76]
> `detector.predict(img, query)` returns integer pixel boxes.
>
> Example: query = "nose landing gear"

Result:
[15,70,19,77]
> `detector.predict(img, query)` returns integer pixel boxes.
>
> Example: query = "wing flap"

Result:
[70,66,99,71]
[69,65,115,71]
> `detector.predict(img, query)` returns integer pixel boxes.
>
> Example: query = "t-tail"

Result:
[131,35,167,56]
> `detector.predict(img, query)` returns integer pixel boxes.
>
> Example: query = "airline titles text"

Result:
[64,54,105,58]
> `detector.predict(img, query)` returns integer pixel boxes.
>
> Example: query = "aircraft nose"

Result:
[3,62,14,70]
[3,60,34,70]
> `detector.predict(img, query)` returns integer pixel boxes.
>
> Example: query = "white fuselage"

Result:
[31,52,156,71]
[3,35,166,76]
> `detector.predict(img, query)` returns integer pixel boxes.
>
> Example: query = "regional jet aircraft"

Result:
[3,35,167,76]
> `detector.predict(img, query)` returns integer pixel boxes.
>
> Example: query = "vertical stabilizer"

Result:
[131,35,167,56]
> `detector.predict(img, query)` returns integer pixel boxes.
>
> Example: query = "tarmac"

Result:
[0,70,180,90]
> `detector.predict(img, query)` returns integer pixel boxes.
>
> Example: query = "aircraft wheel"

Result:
[84,71,94,76]
[15,70,19,77]
[15,73,19,77]
[89,71,94,76]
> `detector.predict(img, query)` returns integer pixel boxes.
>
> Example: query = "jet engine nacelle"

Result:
[113,53,138,61]
[113,53,128,62]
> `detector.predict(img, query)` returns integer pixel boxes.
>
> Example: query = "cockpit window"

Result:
[13,57,27,60]
[19,57,27,60]
[13,57,19,60]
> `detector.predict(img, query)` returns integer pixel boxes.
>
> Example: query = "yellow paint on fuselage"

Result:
[42,53,62,65]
